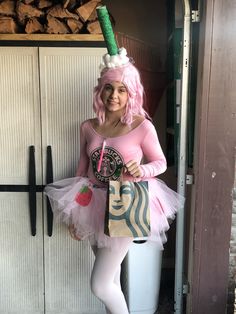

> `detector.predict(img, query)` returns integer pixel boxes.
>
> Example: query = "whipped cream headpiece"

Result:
[96,6,130,71]
[99,47,130,71]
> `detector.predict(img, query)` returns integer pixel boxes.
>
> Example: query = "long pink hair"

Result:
[93,62,148,125]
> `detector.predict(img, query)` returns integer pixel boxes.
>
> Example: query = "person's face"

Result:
[101,81,128,114]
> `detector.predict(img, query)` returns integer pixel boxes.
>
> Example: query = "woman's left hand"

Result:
[125,160,142,178]
[68,224,81,241]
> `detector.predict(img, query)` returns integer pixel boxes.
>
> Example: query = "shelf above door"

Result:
[0,34,104,41]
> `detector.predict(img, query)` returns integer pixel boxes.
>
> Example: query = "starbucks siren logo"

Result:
[91,146,124,183]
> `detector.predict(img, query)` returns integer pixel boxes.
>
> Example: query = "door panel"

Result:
[44,226,104,314]
[0,193,44,314]
[40,47,106,181]
[40,47,106,313]
[0,47,44,314]
[0,47,42,184]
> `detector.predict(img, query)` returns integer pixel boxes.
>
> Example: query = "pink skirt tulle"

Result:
[44,177,184,249]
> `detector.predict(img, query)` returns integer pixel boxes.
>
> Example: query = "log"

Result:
[45,15,70,34]
[63,0,70,8]
[25,17,44,33]
[87,7,97,22]
[23,0,35,4]
[47,4,79,20]
[0,17,18,33]
[76,0,100,22]
[0,0,16,16]
[38,0,53,9]
[67,18,83,33]
[63,0,77,11]
[87,19,101,34]
[16,2,44,25]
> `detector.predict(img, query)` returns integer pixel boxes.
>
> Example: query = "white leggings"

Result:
[90,238,133,314]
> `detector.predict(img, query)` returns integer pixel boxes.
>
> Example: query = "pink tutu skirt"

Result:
[44,177,184,249]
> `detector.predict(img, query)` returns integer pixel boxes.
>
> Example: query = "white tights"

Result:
[90,238,133,314]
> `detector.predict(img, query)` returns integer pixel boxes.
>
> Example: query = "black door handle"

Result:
[46,146,54,236]
[29,146,36,236]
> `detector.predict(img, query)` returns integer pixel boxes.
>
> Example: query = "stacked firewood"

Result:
[0,0,103,34]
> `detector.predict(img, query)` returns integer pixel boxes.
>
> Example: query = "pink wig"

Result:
[93,62,148,125]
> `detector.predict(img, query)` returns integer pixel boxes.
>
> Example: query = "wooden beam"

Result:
[189,0,236,313]
[0,34,104,41]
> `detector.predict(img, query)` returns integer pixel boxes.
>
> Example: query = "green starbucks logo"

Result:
[91,146,124,183]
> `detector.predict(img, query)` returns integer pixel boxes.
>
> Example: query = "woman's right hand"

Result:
[68,224,81,241]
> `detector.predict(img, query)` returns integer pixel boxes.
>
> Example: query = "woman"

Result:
[45,51,184,314]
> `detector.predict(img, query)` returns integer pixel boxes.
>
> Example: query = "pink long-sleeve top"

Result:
[76,119,167,187]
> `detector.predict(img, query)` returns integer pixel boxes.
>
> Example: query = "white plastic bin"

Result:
[122,241,162,314]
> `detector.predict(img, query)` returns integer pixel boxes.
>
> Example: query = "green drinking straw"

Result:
[96,5,119,56]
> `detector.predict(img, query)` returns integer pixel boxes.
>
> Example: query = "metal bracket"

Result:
[192,10,200,22]
[183,283,190,295]
[186,174,194,185]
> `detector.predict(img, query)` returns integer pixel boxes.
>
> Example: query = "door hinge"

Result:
[186,174,194,185]
[183,282,190,295]
[192,10,200,22]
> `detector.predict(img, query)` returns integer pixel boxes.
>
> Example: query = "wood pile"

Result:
[0,0,103,34]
